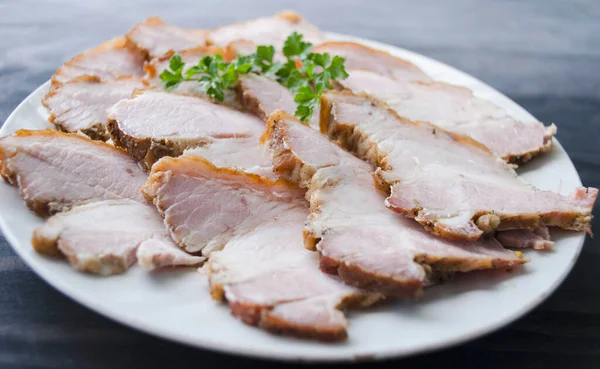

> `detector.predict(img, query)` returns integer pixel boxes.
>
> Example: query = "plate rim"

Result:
[0,32,586,363]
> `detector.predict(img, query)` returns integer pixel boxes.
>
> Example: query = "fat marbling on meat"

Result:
[143,155,383,341]
[320,92,597,241]
[265,111,524,297]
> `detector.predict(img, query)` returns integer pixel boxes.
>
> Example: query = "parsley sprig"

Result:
[159,33,348,122]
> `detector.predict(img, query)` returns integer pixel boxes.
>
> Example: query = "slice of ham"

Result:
[265,111,524,297]
[313,41,431,82]
[42,76,145,140]
[51,38,145,88]
[126,17,208,59]
[31,200,203,275]
[183,137,275,179]
[496,228,554,250]
[340,70,555,162]
[107,90,264,169]
[208,11,326,48]
[137,236,205,270]
[0,130,147,215]
[238,74,319,128]
[143,156,300,255]
[143,156,382,341]
[320,92,598,240]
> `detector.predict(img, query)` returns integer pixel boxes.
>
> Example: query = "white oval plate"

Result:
[0,32,586,362]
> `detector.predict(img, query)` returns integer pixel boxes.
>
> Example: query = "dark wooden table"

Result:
[1,0,599,367]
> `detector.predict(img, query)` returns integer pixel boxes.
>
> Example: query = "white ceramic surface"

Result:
[0,32,586,362]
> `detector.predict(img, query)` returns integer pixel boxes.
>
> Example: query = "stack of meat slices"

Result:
[0,11,597,342]
[0,131,204,274]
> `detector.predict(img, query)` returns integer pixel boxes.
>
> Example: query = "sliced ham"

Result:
[238,74,319,128]
[496,228,554,250]
[126,17,208,59]
[208,11,326,48]
[51,38,145,87]
[143,156,382,341]
[107,90,264,169]
[31,200,201,275]
[42,76,145,140]
[137,236,205,270]
[320,92,597,241]
[183,138,274,179]
[265,111,524,296]
[340,70,555,162]
[143,156,300,255]
[313,41,431,82]
[0,130,147,215]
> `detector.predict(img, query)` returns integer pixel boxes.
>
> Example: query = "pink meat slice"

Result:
[183,137,275,179]
[320,92,597,241]
[340,70,555,162]
[143,156,300,255]
[107,90,264,169]
[0,130,147,215]
[32,199,203,275]
[51,37,145,87]
[126,17,208,58]
[313,41,431,82]
[31,200,202,274]
[265,111,524,297]
[208,11,326,48]
[238,74,319,128]
[137,236,205,270]
[143,156,382,341]
[496,228,554,250]
[42,76,145,140]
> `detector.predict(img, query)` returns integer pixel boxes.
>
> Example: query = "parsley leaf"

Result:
[282,32,312,59]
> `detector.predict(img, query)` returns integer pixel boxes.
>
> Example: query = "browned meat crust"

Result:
[108,118,199,171]
[43,75,140,141]
[508,124,556,164]
[209,279,382,342]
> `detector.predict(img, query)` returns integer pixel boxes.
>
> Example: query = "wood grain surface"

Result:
[1,0,599,368]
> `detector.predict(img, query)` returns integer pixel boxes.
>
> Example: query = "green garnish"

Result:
[159,33,348,122]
